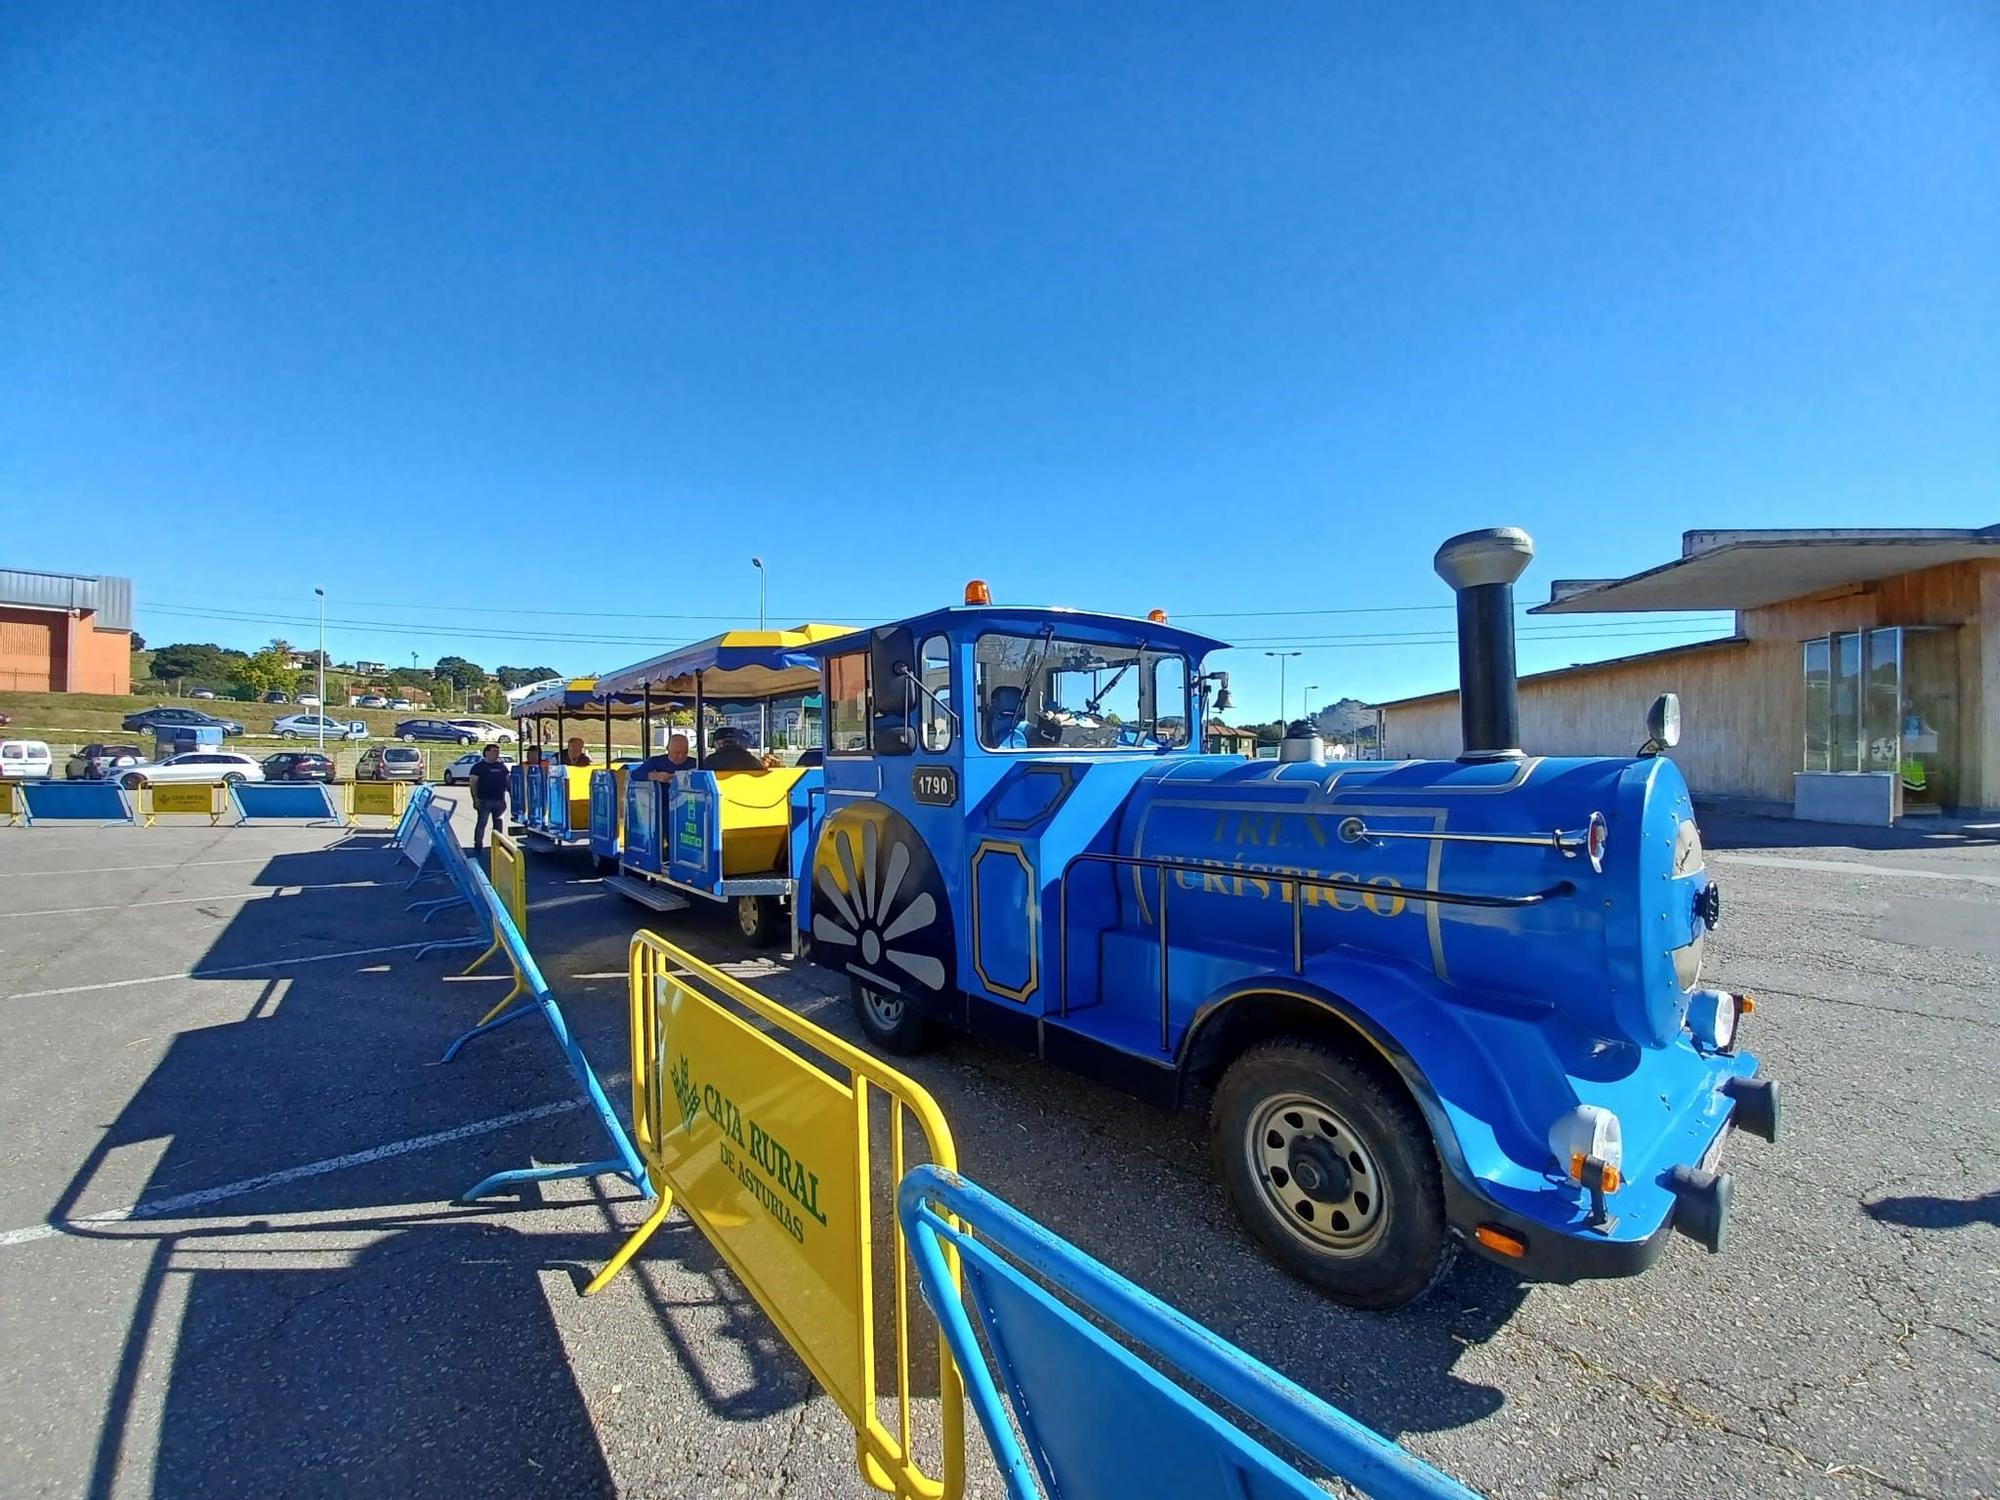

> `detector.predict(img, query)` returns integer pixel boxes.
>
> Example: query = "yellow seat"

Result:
[714,767,810,875]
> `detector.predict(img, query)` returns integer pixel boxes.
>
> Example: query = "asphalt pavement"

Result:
[0,806,1993,1498]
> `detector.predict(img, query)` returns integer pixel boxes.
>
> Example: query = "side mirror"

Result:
[1645,693,1681,752]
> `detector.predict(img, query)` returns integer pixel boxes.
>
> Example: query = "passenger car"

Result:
[0,740,54,779]
[442,750,511,786]
[121,706,245,737]
[394,717,481,745]
[449,719,515,743]
[355,746,427,782]
[272,713,365,741]
[117,751,265,788]
[355,695,390,709]
[65,742,145,780]
[390,698,413,710]
[262,751,336,783]
[262,691,290,704]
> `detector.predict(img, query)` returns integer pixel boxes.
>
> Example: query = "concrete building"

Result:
[1378,526,2000,822]
[0,568,135,695]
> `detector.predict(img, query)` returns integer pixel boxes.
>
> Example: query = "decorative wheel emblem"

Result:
[812,818,946,991]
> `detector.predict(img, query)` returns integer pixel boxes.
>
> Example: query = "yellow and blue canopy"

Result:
[594,623,854,702]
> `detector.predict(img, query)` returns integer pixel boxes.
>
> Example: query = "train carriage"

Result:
[593,624,853,947]
[797,531,1780,1308]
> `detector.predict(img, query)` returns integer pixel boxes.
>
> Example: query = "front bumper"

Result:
[1446,1070,1781,1283]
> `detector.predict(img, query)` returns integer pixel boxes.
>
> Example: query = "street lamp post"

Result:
[1264,650,1301,731]
[314,588,326,751]
[751,556,767,631]
[1304,683,1319,722]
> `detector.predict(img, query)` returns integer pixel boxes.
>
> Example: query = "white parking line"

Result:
[0,883,377,920]
[0,1097,587,1248]
[2,940,440,1001]
[0,857,276,880]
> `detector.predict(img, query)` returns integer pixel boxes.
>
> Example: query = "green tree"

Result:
[494,664,559,690]
[150,642,248,688]
[433,655,487,691]
[232,646,296,697]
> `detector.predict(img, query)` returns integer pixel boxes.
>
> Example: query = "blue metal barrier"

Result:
[17,781,136,825]
[393,783,438,849]
[897,1166,1480,1500]
[439,854,648,1202]
[402,803,489,958]
[231,782,341,823]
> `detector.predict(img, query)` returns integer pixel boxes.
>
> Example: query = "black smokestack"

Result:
[1433,527,1534,761]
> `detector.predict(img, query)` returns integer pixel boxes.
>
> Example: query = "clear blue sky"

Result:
[5,3,1995,720]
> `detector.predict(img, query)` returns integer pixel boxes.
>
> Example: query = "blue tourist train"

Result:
[795,528,1781,1308]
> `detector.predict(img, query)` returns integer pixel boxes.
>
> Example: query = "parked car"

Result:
[65,742,146,780]
[354,745,427,782]
[190,689,216,700]
[116,751,265,789]
[389,698,413,710]
[296,694,322,708]
[395,717,482,745]
[442,750,513,786]
[355,694,390,709]
[261,750,336,783]
[272,713,365,741]
[448,719,516,743]
[262,691,290,704]
[0,740,54,779]
[121,706,245,737]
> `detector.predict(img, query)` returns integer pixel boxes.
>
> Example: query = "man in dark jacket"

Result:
[468,744,512,852]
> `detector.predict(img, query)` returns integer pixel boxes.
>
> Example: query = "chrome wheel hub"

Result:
[1247,1093,1385,1256]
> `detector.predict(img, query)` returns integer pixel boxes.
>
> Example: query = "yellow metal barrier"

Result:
[463,831,528,1021]
[592,933,963,1500]
[0,781,19,826]
[347,780,408,822]
[142,783,224,827]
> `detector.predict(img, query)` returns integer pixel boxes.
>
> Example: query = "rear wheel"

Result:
[280,730,297,740]
[1211,1037,1452,1310]
[222,772,245,786]
[734,894,783,947]
[594,852,618,875]
[121,772,146,791]
[849,979,932,1056]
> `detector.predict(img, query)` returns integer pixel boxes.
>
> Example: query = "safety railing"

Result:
[1056,849,1576,1033]
[590,933,963,1500]
[142,783,225,826]
[460,831,529,1018]
[899,1166,1479,1500]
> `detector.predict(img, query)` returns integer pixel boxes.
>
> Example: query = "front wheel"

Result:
[121,772,146,791]
[1211,1038,1452,1310]
[849,979,932,1056]
[734,894,783,948]
[401,734,416,742]
[459,735,474,746]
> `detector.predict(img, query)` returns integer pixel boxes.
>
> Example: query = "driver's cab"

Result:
[806,587,1231,1034]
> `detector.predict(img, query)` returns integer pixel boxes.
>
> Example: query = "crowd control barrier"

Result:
[437,851,647,1202]
[461,831,530,1018]
[141,783,223,826]
[589,934,963,1500]
[17,780,136,825]
[231,782,343,824]
[0,781,20,826]
[899,1167,1479,1500]
[347,780,411,825]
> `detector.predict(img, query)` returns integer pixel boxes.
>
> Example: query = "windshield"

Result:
[973,632,1190,751]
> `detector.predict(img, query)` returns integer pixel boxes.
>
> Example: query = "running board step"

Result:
[603,874,690,912]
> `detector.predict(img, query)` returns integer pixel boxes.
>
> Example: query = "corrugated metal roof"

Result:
[0,569,134,631]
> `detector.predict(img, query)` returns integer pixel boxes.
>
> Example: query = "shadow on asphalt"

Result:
[1699,810,2000,851]
[61,820,1526,1497]
[1865,1189,2000,1231]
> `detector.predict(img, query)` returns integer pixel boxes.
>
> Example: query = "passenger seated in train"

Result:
[639,732,693,784]
[702,726,766,772]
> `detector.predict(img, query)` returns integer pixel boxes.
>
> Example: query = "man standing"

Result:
[468,743,511,853]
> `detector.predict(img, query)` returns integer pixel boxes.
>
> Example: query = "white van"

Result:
[0,740,55,779]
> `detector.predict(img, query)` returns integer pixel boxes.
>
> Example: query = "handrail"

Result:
[1339,810,1608,874]
[1056,848,1574,1033]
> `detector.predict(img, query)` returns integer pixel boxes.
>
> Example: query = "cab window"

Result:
[919,634,952,752]
[826,651,870,754]
[973,631,1192,751]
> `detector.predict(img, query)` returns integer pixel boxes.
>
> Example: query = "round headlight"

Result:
[1687,988,1737,1052]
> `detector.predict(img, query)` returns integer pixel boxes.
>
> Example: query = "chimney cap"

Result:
[1434,527,1534,591]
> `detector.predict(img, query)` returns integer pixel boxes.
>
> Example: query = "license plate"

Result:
[1699,1128,1730,1175]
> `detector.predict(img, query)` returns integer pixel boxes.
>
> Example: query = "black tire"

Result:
[459,735,474,746]
[734,894,783,948]
[1210,1037,1453,1310]
[401,733,416,743]
[280,731,297,741]
[594,852,618,875]
[121,772,145,791]
[849,978,932,1056]
[222,773,245,786]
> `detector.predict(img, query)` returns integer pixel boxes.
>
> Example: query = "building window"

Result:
[1800,627,1959,809]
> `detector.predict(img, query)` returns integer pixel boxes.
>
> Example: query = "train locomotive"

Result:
[800,528,1781,1309]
